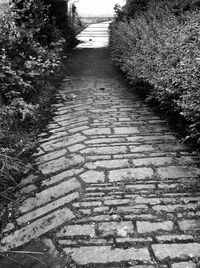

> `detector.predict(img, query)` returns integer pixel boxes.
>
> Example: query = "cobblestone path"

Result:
[1,22,200,268]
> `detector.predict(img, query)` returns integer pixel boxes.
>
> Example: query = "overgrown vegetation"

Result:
[0,0,78,222]
[110,0,200,145]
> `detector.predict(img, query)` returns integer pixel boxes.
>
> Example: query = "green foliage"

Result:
[0,0,76,205]
[110,1,200,143]
[0,4,65,104]
[115,0,200,21]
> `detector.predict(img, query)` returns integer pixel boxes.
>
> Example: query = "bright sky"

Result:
[75,0,125,17]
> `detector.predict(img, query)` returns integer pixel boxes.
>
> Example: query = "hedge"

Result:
[110,1,200,143]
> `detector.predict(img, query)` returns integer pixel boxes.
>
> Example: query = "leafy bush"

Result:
[0,4,65,104]
[110,1,200,143]
[117,0,200,21]
[0,0,77,212]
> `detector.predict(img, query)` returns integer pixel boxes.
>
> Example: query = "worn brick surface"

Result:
[137,221,174,233]
[64,246,150,265]
[1,22,200,268]
[152,243,200,260]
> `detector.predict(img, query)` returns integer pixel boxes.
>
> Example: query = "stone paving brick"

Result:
[58,117,88,127]
[94,206,109,213]
[68,143,86,153]
[68,125,89,133]
[156,235,194,242]
[171,262,196,268]
[83,128,111,135]
[137,221,174,233]
[153,203,200,212]
[114,127,140,135]
[129,145,155,153]
[42,168,83,187]
[19,178,80,214]
[57,224,95,237]
[35,149,67,164]
[64,246,150,265]
[116,205,148,214]
[134,197,161,205]
[19,174,38,187]
[40,134,87,152]
[157,143,189,152]
[124,214,160,221]
[76,215,113,222]
[157,166,200,179]
[152,243,200,260]
[72,201,102,208]
[127,135,176,142]
[80,209,91,215]
[1,207,75,250]
[59,238,110,246]
[80,170,105,183]
[86,155,112,161]
[80,146,128,155]
[178,220,200,231]
[20,184,37,195]
[109,168,154,182]
[85,137,126,144]
[85,159,131,170]
[126,184,156,190]
[104,199,130,206]
[17,192,79,225]
[132,157,173,167]
[38,154,85,175]
[116,237,152,243]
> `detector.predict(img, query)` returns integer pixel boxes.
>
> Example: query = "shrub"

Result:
[110,1,200,143]
[118,0,200,21]
[0,4,65,104]
[0,0,76,209]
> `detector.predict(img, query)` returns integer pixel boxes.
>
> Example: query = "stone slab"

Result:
[1,207,75,250]
[64,246,150,265]
[109,168,154,182]
[19,178,80,214]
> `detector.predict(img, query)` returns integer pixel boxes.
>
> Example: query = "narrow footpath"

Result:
[1,22,200,268]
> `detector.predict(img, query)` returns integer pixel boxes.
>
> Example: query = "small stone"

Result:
[57,224,95,237]
[152,243,200,260]
[80,171,105,183]
[178,220,200,231]
[43,238,59,258]
[98,221,134,237]
[172,262,196,268]
[137,221,173,233]
[20,175,37,187]
[3,223,15,233]
[20,185,37,195]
